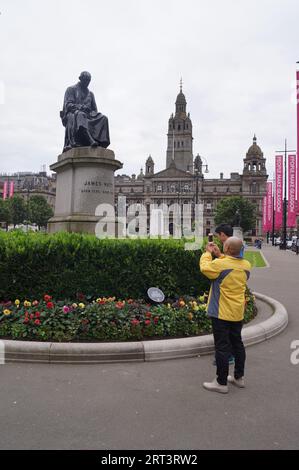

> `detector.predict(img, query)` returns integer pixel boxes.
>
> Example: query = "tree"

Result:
[214,196,256,233]
[28,195,54,229]
[8,195,27,228]
[0,199,11,231]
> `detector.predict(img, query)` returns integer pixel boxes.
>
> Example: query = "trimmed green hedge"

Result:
[0,232,209,301]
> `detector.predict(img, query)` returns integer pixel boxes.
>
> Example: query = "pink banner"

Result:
[297,70,299,213]
[2,181,8,200]
[266,182,273,231]
[275,155,283,229]
[9,181,14,198]
[288,154,296,227]
[262,196,267,233]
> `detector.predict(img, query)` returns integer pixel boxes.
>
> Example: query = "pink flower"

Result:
[63,306,70,314]
[145,319,151,326]
[131,319,140,327]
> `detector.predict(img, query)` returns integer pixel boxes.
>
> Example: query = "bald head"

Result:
[223,237,243,257]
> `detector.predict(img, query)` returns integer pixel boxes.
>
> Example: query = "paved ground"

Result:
[0,245,298,450]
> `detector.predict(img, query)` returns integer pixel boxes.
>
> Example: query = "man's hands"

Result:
[206,242,222,258]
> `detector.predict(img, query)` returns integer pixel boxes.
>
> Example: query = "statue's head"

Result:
[79,71,91,88]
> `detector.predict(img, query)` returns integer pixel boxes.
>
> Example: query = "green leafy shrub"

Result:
[0,231,209,300]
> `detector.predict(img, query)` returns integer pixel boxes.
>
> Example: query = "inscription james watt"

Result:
[81,180,113,195]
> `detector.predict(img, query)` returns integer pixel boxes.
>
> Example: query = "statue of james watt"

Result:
[60,71,110,152]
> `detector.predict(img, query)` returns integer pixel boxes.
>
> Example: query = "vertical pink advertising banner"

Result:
[9,181,14,198]
[262,196,267,233]
[297,70,299,213]
[266,182,273,231]
[288,154,296,227]
[2,181,8,200]
[275,155,283,229]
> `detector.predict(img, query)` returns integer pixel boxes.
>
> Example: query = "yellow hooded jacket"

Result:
[200,252,251,322]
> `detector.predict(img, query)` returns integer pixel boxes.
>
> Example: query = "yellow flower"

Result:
[199,295,205,303]
[15,299,20,306]
[78,303,85,309]
[193,305,199,312]
[72,303,78,308]
[96,298,102,303]
[3,309,11,316]
[188,312,193,321]
[179,300,185,307]
[167,303,171,309]
[24,300,31,307]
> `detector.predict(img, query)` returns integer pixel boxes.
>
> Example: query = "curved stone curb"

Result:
[1,292,288,364]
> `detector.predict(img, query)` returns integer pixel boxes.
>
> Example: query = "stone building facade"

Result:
[0,171,56,211]
[114,85,268,236]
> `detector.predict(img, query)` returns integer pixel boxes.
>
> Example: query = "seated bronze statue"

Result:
[60,71,110,152]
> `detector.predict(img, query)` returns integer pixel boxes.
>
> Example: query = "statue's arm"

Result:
[64,87,77,113]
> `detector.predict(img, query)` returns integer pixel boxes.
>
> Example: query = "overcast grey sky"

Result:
[0,0,298,179]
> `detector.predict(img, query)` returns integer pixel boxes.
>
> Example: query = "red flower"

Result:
[116,301,125,309]
[154,316,159,324]
[44,295,52,302]
[34,319,41,326]
[145,312,152,318]
[30,314,34,319]
[145,319,151,326]
[127,299,134,304]
[24,311,29,317]
[46,302,54,309]
[131,319,140,327]
[23,318,29,324]
[35,312,41,318]
[77,292,85,301]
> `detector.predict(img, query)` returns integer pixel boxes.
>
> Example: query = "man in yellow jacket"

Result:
[200,237,251,394]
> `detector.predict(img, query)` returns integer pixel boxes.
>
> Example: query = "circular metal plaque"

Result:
[147,287,165,303]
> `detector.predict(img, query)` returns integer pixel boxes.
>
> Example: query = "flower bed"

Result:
[0,290,257,342]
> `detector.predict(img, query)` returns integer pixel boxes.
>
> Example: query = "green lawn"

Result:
[244,250,267,268]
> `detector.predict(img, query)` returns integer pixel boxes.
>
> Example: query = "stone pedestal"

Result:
[233,226,243,241]
[48,147,122,234]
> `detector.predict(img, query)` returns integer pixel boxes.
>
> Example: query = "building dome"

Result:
[137,167,144,180]
[175,91,186,105]
[246,135,263,158]
[146,155,154,164]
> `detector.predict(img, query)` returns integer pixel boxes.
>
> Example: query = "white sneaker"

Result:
[227,375,245,388]
[203,378,228,394]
